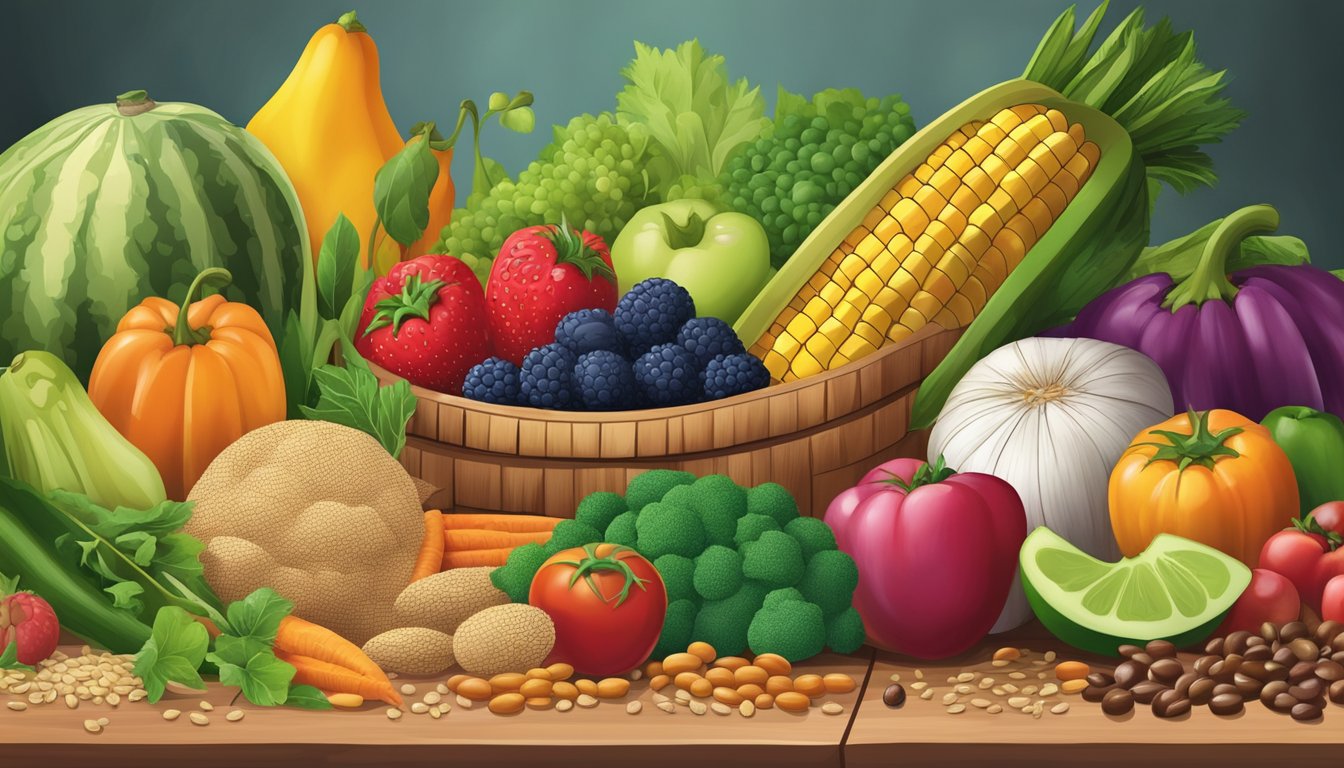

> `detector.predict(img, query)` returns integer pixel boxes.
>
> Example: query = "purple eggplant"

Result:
[1053,205,1344,421]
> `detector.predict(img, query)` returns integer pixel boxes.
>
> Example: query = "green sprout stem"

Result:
[1163,204,1280,311]
[551,544,649,608]
[169,268,232,346]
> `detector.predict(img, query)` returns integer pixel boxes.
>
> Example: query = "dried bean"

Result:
[1117,644,1144,658]
[1209,693,1244,716]
[1145,640,1177,659]
[1329,679,1344,705]
[1289,679,1324,701]
[1233,673,1261,699]
[1174,672,1199,697]
[883,684,905,708]
[1244,644,1273,662]
[1152,689,1190,718]
[1130,681,1167,705]
[1260,680,1290,706]
[1204,637,1225,656]
[1081,685,1111,703]
[1315,660,1344,682]
[1086,671,1115,688]
[1281,621,1308,643]
[1148,659,1184,686]
[1289,638,1319,662]
[1224,631,1252,655]
[1101,688,1134,716]
[1291,701,1322,721]
[1188,677,1216,706]
[1193,655,1219,676]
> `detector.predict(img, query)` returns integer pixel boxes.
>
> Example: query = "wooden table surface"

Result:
[4,629,1341,768]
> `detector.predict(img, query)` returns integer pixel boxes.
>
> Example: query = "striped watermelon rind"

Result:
[0,96,310,381]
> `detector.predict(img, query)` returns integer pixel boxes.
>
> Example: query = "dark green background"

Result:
[4,0,1340,268]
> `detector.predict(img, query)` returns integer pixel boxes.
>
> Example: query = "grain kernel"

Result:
[556,699,575,712]
[525,667,552,681]
[386,708,402,720]
[711,701,732,715]
[83,719,102,734]
[689,700,708,715]
[189,712,209,726]
[445,674,469,692]
[519,678,552,699]
[993,647,1022,662]
[457,677,493,701]
[752,653,792,677]
[793,674,825,697]
[1051,702,1070,714]
[766,675,794,696]
[423,691,442,705]
[649,674,671,692]
[327,692,364,708]
[456,695,474,708]
[489,673,527,693]
[597,678,630,698]
[687,641,717,663]
[690,678,714,698]
[410,702,430,714]
[956,672,976,683]
[946,703,966,714]
[552,681,579,700]
[713,687,744,705]
[1039,683,1059,697]
[1060,679,1088,694]
[776,691,811,712]
[162,709,181,721]
[713,656,750,671]
[199,700,214,711]
[399,683,417,696]
[488,693,525,714]
[821,702,844,715]
[226,710,245,722]
[644,661,664,678]
[706,667,736,688]
[662,653,704,676]
[823,673,856,694]
[674,671,701,690]
[754,693,775,709]
[575,679,599,697]
[740,700,756,717]
[626,701,643,714]
[1054,661,1089,681]
[525,697,553,710]
[656,701,676,713]
[6,702,26,711]
[736,683,765,700]
[546,663,575,681]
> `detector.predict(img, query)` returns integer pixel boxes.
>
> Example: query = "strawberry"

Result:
[486,220,618,364]
[0,577,60,666]
[355,255,493,396]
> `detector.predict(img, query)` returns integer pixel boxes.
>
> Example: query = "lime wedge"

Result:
[1020,527,1251,656]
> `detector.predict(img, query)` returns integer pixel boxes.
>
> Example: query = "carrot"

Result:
[441,547,514,569]
[439,513,561,533]
[275,649,402,707]
[275,615,388,685]
[443,528,553,551]
[410,510,446,582]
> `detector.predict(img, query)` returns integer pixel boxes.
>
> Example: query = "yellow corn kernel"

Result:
[886,324,915,344]
[788,349,825,381]
[968,203,1005,239]
[855,233,884,261]
[853,320,887,347]
[837,293,867,326]
[937,205,969,238]
[923,268,958,305]
[907,238,942,279]
[1038,182,1069,220]
[910,292,945,322]
[945,149,975,177]
[1052,164,1080,198]
[763,350,789,381]
[989,107,1026,133]
[878,189,904,212]
[974,121,1008,149]
[960,273,988,313]
[979,246,1009,287]
[897,306,928,333]
[960,224,991,258]
[860,303,895,333]
[874,214,902,244]
[949,186,980,217]
[818,316,852,346]
[938,293,979,328]
[891,199,930,236]
[872,250,899,282]
[772,330,801,359]
[999,170,1033,208]
[913,187,948,220]
[986,187,1020,223]
[810,267,835,291]
[886,270,918,302]
[1026,114,1054,142]
[854,269,884,300]
[887,233,915,261]
[1079,140,1101,170]
[1045,108,1068,132]
[926,220,958,250]
[837,253,866,281]
[1020,198,1052,243]
[993,226,1029,269]
[937,244,975,285]
[819,281,845,308]
[842,225,869,250]
[929,143,953,161]
[1005,214,1039,253]
[803,296,834,324]
[929,166,960,199]
[837,334,878,362]
[1021,159,1052,197]
[992,135,1028,168]
[912,163,935,184]
[980,153,1012,184]
[1028,139,1064,177]
[860,205,886,233]
[804,333,838,365]
[1011,103,1047,121]
[962,166,996,201]
[785,312,818,342]
[1043,131,1080,166]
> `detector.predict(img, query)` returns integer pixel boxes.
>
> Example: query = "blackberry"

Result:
[519,342,579,409]
[574,350,637,411]
[676,317,747,368]
[633,343,701,406]
[701,353,770,400]
[615,278,696,356]
[554,308,623,356]
[461,356,522,405]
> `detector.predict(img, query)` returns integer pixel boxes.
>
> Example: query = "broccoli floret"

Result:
[734,513,781,547]
[826,606,867,654]
[636,501,706,559]
[741,530,805,587]
[489,543,549,603]
[605,511,639,548]
[652,599,699,659]
[762,586,806,609]
[575,491,627,535]
[797,549,859,617]
[543,519,603,555]
[784,516,838,560]
[660,483,695,510]
[654,554,698,604]
[748,599,826,662]
[748,482,800,526]
[692,581,769,657]
[692,545,743,601]
[685,475,747,547]
[626,469,696,512]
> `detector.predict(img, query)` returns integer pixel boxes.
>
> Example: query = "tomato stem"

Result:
[878,455,957,493]
[550,544,649,608]
[1292,513,1344,551]
[1137,408,1243,471]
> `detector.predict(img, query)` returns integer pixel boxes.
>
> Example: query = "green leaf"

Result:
[207,635,295,707]
[134,606,209,703]
[373,136,440,246]
[1332,269,1344,281]
[316,213,362,321]
[223,588,292,643]
[499,105,535,134]
[0,571,20,596]
[284,684,335,710]
[279,310,317,418]
[299,346,418,459]
[1124,214,1312,285]
[0,640,34,672]
[104,581,145,611]
[617,39,768,197]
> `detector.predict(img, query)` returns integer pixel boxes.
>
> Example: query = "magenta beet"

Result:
[1053,205,1344,422]
[823,457,1026,660]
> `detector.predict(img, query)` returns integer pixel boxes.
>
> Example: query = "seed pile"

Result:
[1084,622,1344,722]
[1,647,147,733]
[889,646,1081,718]
[648,641,855,717]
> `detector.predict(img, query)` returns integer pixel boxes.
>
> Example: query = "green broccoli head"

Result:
[734,513,781,547]
[741,530,805,587]
[692,581,769,657]
[761,586,806,609]
[748,598,826,662]
[626,469,696,512]
[748,482,800,527]
[826,606,867,654]
[543,519,603,555]
[660,483,695,510]
[692,545,744,601]
[652,599,699,659]
[654,554,698,604]
[605,511,639,548]
[685,475,747,547]
[636,501,706,559]
[784,516,838,560]
[574,491,626,535]
[489,542,550,603]
[797,549,859,617]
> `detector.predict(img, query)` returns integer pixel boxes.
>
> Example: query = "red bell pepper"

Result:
[823,456,1026,660]
[1258,501,1344,615]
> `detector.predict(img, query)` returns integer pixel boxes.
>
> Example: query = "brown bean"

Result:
[445,674,470,693]
[1101,688,1133,716]
[1086,671,1116,688]
[751,654,791,677]
[1288,661,1316,684]
[1315,660,1344,682]
[1243,644,1272,662]
[1209,693,1243,715]
[649,674,671,692]
[1118,644,1144,658]
[792,674,825,698]
[1174,672,1199,697]
[883,683,905,708]
[705,667,736,688]
[734,666,769,687]
[1246,634,1267,648]
[713,656,749,671]
[1281,621,1308,643]
[1259,622,1280,643]
[1148,659,1184,686]
[662,653,703,676]
[1329,679,1344,705]
[1289,679,1324,701]
[1233,673,1261,699]
[1271,692,1299,712]
[1188,677,1216,705]
[823,674,856,694]
[1129,652,1155,667]
[1082,685,1112,703]
[1314,620,1342,645]
[775,692,810,712]
[1333,651,1344,663]
[1130,681,1167,705]
[1152,689,1189,718]
[1114,661,1145,689]
[1145,639,1177,659]
[1259,680,1290,706]
[644,661,664,679]
[1225,631,1252,655]
[765,675,794,696]
[1288,637,1318,662]
[457,677,493,701]
[1204,636,1225,656]
[546,663,575,681]
[488,693,525,715]
[575,679,599,697]
[1273,646,1298,665]
[687,641,717,663]
[992,647,1022,661]
[1239,661,1279,683]
[1291,701,1322,721]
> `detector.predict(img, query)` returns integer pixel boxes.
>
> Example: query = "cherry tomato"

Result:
[1323,575,1344,624]
[529,543,666,677]
[1310,501,1344,537]
[1216,568,1301,635]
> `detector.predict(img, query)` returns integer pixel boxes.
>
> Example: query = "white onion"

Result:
[928,337,1174,633]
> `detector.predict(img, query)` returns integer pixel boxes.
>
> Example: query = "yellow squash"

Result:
[248,10,442,271]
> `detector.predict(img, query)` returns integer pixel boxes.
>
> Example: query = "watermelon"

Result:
[0,90,309,381]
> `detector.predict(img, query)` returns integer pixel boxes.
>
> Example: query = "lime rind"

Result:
[1020,528,1251,656]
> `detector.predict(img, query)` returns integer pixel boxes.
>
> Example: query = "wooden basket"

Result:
[382,324,961,518]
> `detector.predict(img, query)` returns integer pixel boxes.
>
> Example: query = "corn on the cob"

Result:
[755,104,1098,383]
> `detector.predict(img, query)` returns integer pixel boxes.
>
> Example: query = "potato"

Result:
[362,627,456,676]
[393,568,507,635]
[452,605,554,677]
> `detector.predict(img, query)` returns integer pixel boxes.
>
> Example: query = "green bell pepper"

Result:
[610,199,770,324]
[1262,405,1344,514]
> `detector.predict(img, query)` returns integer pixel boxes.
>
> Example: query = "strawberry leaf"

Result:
[0,640,34,672]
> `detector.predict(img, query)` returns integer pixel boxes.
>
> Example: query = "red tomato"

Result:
[1323,575,1344,624]
[1216,568,1301,634]
[1259,521,1344,614]
[1311,501,1344,538]
[529,544,666,676]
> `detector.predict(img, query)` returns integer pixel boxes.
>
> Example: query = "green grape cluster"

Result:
[434,113,656,283]
[719,94,917,269]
